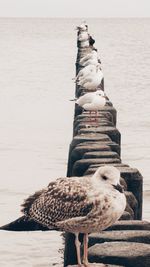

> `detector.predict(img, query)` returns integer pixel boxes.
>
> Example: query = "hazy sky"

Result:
[0,0,149,17]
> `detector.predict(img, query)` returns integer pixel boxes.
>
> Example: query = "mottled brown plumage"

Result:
[21,166,126,267]
[21,177,94,230]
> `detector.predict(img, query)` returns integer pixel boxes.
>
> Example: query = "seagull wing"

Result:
[78,33,88,41]
[80,54,92,64]
[78,77,93,86]
[76,92,94,106]
[21,178,93,229]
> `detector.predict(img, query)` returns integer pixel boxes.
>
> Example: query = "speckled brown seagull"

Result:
[21,165,126,267]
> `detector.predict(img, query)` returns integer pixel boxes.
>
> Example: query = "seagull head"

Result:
[93,165,124,193]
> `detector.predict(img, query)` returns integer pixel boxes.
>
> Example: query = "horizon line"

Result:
[0,16,149,19]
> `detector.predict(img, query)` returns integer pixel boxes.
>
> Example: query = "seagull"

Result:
[78,40,89,48]
[79,50,98,66]
[78,32,89,42]
[77,68,104,90]
[76,22,88,32]
[76,90,105,106]
[70,89,105,102]
[21,165,126,267]
[78,32,89,48]
[73,64,101,82]
[76,90,106,125]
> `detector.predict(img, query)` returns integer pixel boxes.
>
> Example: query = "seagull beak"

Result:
[113,183,124,193]
[69,98,77,101]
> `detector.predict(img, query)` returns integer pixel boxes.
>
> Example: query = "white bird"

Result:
[76,90,105,106]
[21,165,126,266]
[78,65,102,82]
[78,32,89,48]
[76,22,88,32]
[78,32,89,42]
[73,64,100,82]
[76,90,106,110]
[79,40,89,48]
[77,69,104,90]
[79,50,98,65]
[76,90,106,125]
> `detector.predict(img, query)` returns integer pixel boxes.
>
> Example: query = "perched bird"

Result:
[76,90,106,110]
[77,68,104,90]
[78,32,89,42]
[73,64,101,82]
[76,90,106,125]
[21,165,126,266]
[70,89,105,102]
[78,32,89,48]
[76,22,88,32]
[76,90,105,106]
[79,50,98,66]
[78,40,89,48]
[76,22,89,48]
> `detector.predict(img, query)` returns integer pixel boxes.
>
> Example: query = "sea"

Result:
[0,18,149,267]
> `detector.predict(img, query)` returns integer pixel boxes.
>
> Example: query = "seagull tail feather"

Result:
[0,216,49,231]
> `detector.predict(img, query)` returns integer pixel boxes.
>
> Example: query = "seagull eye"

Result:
[102,175,108,180]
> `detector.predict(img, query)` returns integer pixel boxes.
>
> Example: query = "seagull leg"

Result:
[86,111,91,125]
[94,111,96,124]
[75,233,82,267]
[83,233,89,267]
[91,111,95,124]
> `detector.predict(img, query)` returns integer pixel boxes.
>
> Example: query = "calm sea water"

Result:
[0,18,149,267]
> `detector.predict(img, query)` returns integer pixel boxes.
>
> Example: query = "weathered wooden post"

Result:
[64,23,149,267]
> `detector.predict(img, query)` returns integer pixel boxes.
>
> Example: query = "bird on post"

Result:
[79,50,98,66]
[72,63,101,83]
[21,165,126,267]
[76,22,88,33]
[77,67,103,90]
[77,31,89,48]
[76,22,89,48]
[76,90,105,107]
[76,90,106,125]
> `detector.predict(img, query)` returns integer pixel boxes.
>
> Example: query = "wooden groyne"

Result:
[64,25,150,267]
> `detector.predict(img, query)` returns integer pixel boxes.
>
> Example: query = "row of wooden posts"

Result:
[64,27,150,267]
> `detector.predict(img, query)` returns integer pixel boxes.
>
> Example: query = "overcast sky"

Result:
[0,0,149,17]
